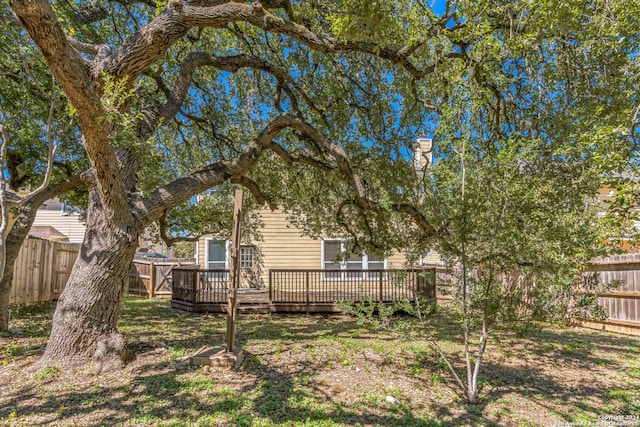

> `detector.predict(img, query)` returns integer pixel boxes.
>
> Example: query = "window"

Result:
[206,240,227,270]
[207,240,255,270]
[322,240,386,280]
[323,240,343,279]
[240,246,255,270]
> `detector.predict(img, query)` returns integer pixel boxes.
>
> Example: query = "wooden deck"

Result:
[171,268,437,313]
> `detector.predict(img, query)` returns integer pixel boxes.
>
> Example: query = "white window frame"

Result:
[204,238,230,270]
[239,245,255,270]
[321,239,387,280]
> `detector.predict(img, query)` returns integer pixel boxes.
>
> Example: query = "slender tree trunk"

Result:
[0,202,47,332]
[0,232,28,332]
[0,274,10,332]
[36,191,139,373]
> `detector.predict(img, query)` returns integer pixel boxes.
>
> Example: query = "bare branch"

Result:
[29,78,58,197]
[157,214,203,246]
[0,123,10,239]
[66,37,101,55]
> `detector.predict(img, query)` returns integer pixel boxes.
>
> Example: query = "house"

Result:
[195,138,443,288]
[30,198,86,243]
[596,182,640,254]
[30,198,168,254]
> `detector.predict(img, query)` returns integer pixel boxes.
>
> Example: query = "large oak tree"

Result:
[8,0,449,371]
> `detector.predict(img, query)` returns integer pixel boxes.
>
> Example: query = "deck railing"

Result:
[172,267,436,307]
[172,268,230,304]
[269,269,434,303]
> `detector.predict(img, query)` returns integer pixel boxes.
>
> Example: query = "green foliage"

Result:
[6,0,640,398]
[339,295,436,337]
[32,364,61,381]
[0,8,86,192]
[100,73,143,148]
[159,182,264,245]
[171,241,195,259]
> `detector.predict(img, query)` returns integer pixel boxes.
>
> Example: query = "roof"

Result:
[28,226,69,242]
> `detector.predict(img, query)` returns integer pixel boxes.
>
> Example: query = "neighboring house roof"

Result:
[32,198,86,243]
[28,225,70,242]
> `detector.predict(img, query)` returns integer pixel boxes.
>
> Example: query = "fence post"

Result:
[149,261,156,298]
[379,270,383,302]
[269,270,273,304]
[46,240,58,302]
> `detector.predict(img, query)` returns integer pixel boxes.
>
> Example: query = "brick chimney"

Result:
[413,137,432,174]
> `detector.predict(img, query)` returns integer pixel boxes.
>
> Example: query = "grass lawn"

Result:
[1,296,639,426]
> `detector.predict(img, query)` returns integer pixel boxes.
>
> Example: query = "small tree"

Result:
[342,134,628,404]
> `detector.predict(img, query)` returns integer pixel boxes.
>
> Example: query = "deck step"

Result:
[237,304,270,313]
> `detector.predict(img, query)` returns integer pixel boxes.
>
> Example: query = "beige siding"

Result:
[32,210,86,244]
[197,209,442,287]
[422,250,443,266]
[258,209,322,271]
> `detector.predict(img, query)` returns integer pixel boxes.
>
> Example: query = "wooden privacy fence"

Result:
[432,259,640,335]
[581,254,640,335]
[128,257,197,298]
[9,236,79,305]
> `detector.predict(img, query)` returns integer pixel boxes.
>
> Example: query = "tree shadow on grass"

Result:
[3,298,639,426]
[0,356,449,426]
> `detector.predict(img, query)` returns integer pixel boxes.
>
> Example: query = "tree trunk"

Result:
[0,274,11,332]
[0,202,44,332]
[36,193,139,373]
[0,228,29,332]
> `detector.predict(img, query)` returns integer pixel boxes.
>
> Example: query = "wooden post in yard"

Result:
[226,189,243,353]
[189,189,245,368]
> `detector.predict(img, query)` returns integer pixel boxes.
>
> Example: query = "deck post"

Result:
[269,270,273,304]
[193,269,198,304]
[305,271,310,315]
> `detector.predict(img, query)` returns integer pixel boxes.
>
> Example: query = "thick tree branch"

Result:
[11,0,132,223]
[270,142,335,172]
[139,52,318,140]
[134,112,304,224]
[140,53,293,139]
[11,0,100,118]
[66,37,101,55]
[97,1,445,84]
[157,214,203,245]
[0,124,10,240]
